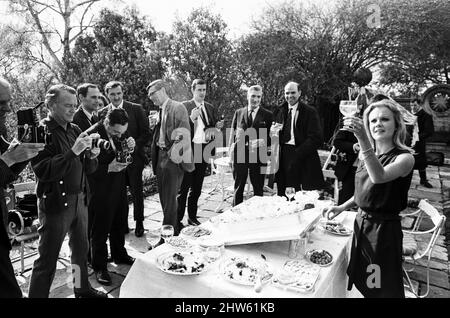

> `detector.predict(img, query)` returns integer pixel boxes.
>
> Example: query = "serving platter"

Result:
[319,220,353,236]
[221,256,273,286]
[156,251,208,275]
[305,249,333,267]
[180,226,212,239]
[272,259,321,293]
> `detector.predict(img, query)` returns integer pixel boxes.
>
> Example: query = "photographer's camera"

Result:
[116,138,133,164]
[17,106,50,144]
[91,136,111,151]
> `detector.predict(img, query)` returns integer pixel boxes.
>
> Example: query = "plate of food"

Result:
[221,256,273,286]
[156,251,208,275]
[320,220,353,236]
[305,249,333,267]
[165,236,193,250]
[272,259,321,293]
[180,226,212,239]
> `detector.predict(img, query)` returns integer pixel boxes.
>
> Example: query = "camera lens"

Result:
[98,139,111,151]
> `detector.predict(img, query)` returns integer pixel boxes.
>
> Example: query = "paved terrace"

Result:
[10,164,450,298]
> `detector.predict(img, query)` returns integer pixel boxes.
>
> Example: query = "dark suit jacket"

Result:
[85,123,126,197]
[182,100,220,160]
[274,101,324,189]
[99,101,151,166]
[73,107,97,133]
[413,109,434,169]
[151,99,194,175]
[333,129,358,180]
[230,106,273,165]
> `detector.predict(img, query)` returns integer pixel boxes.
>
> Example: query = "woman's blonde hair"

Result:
[363,99,413,153]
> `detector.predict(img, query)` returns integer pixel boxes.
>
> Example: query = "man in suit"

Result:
[99,81,151,237]
[0,78,44,298]
[274,81,324,197]
[410,98,435,188]
[85,108,136,285]
[73,83,101,132]
[147,79,194,237]
[229,85,273,206]
[176,79,223,227]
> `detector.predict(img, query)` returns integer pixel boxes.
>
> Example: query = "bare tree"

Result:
[6,0,101,79]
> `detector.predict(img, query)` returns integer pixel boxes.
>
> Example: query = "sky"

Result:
[0,0,332,37]
[105,0,331,37]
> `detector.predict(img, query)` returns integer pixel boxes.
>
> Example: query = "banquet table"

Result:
[120,211,362,298]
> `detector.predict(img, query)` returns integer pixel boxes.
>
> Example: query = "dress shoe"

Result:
[420,181,433,188]
[135,221,144,237]
[188,218,201,226]
[113,255,135,266]
[74,287,108,299]
[95,269,112,286]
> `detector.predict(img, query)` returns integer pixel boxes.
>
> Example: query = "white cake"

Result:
[206,192,331,245]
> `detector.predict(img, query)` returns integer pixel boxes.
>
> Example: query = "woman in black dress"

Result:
[323,99,415,298]
[410,98,434,188]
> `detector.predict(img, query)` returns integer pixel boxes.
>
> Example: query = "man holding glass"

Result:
[274,82,324,197]
[229,85,273,206]
[147,80,194,238]
[177,79,223,228]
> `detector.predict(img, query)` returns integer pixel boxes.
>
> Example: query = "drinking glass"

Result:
[339,100,358,131]
[206,246,221,263]
[146,228,161,250]
[285,187,296,202]
[161,225,174,243]
[148,110,159,129]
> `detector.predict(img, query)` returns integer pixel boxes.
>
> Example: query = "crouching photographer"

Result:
[28,84,107,298]
[85,108,136,286]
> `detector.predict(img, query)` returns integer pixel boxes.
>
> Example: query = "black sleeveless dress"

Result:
[347,148,413,298]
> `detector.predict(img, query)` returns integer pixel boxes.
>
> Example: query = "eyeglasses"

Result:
[147,88,160,97]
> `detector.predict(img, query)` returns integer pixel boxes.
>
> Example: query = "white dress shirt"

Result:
[192,101,209,144]
[81,106,95,124]
[247,106,259,125]
[158,99,170,148]
[110,101,124,109]
[286,103,298,146]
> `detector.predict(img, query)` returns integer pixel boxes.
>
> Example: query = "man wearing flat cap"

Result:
[147,80,194,240]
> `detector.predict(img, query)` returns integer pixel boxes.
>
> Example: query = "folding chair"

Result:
[401,199,446,298]
[209,147,233,212]
[322,147,339,203]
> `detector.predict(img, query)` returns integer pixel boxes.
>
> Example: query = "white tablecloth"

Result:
[120,212,362,298]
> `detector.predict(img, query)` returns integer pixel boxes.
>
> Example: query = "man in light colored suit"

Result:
[147,80,194,238]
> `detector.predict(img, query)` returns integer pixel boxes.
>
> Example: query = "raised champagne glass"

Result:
[339,100,358,131]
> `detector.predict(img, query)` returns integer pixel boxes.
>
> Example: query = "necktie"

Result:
[158,108,165,147]
[282,108,293,143]
[201,105,209,126]
[92,115,99,124]
[248,109,254,127]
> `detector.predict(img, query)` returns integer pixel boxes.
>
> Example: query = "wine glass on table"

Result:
[146,228,161,251]
[206,246,221,263]
[285,187,296,202]
[161,225,174,243]
[339,100,358,131]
